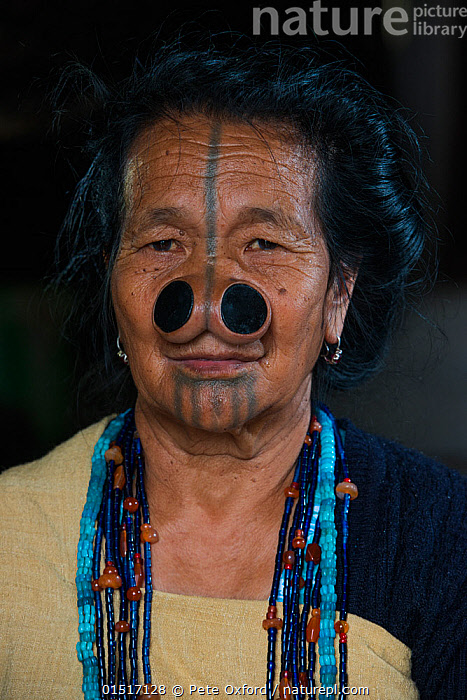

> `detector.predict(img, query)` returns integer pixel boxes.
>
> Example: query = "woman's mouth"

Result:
[168,354,260,376]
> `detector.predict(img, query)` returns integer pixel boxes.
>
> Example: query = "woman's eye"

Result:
[248,239,278,251]
[150,240,178,252]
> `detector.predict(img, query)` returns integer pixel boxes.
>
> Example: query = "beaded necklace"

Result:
[76,406,357,700]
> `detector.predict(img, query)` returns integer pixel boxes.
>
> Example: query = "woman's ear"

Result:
[324,265,358,344]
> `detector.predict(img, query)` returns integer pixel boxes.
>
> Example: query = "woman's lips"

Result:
[169,356,258,376]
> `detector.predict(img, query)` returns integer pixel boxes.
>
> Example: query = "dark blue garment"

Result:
[339,419,467,699]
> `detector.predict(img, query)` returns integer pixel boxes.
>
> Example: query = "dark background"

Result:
[1,1,466,471]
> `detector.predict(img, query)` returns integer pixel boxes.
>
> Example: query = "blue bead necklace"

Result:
[76,405,357,699]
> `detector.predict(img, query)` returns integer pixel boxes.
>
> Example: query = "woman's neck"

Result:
[134,387,312,599]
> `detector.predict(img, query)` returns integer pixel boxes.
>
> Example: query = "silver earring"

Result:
[116,336,128,364]
[321,335,343,365]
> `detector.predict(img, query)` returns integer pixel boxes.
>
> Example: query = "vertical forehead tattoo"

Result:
[205,122,222,298]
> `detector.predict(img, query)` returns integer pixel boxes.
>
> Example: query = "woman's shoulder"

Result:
[0,415,114,491]
[0,416,115,563]
[340,416,467,501]
[0,417,115,693]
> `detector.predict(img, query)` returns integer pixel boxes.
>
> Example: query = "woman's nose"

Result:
[153,278,272,344]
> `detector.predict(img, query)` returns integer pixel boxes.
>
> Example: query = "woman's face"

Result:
[111,116,351,432]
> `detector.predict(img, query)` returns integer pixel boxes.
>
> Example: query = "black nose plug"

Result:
[153,280,194,333]
[221,284,268,335]
[154,280,268,335]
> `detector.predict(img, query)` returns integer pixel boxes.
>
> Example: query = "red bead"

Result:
[266,605,277,619]
[115,620,130,633]
[91,579,102,592]
[299,576,305,589]
[123,496,139,513]
[344,478,352,482]
[126,586,142,601]
[292,529,306,549]
[134,553,144,588]
[113,464,126,490]
[339,633,348,644]
[119,523,128,558]
[140,523,159,544]
[299,672,308,689]
[105,445,123,465]
[336,480,358,500]
[305,542,321,563]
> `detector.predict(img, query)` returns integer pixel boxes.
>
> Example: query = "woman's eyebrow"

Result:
[142,207,187,226]
[127,206,189,233]
[128,205,312,239]
[234,207,314,241]
[235,206,304,231]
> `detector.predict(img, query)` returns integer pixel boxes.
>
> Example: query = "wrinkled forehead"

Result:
[122,115,316,217]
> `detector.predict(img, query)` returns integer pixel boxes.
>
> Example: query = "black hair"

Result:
[53,36,436,416]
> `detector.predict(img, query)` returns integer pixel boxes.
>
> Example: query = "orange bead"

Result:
[134,553,144,588]
[304,433,313,446]
[103,562,118,575]
[279,672,291,700]
[123,497,139,513]
[282,550,295,568]
[306,614,320,643]
[98,573,122,589]
[262,617,283,630]
[292,529,306,549]
[284,482,300,499]
[311,607,320,617]
[263,605,282,629]
[334,619,349,634]
[113,464,126,490]
[305,542,321,564]
[310,417,322,433]
[91,579,102,592]
[115,620,130,633]
[105,445,123,465]
[140,524,159,544]
[127,586,142,601]
[119,523,128,558]
[336,480,358,500]
[299,672,308,689]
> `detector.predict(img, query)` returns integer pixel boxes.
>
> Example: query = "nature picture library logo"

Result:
[252,2,467,39]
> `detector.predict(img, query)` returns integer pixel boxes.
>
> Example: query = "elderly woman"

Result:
[0,42,465,700]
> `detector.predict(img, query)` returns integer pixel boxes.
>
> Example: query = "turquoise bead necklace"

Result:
[76,405,357,699]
